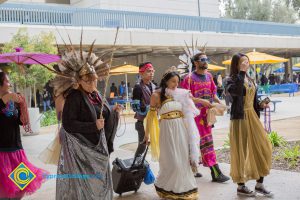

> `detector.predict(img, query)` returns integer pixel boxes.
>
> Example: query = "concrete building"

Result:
[0,1,299,87]
[2,0,70,4]
[1,0,220,17]
[70,0,220,17]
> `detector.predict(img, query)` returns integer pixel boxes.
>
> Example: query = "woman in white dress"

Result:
[144,68,199,200]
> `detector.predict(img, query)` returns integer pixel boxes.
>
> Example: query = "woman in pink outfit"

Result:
[0,71,48,199]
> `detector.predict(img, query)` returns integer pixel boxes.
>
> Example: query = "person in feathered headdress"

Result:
[143,66,199,200]
[180,44,230,183]
[34,31,123,200]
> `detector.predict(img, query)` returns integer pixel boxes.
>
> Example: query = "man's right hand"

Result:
[96,119,105,130]
[200,99,212,108]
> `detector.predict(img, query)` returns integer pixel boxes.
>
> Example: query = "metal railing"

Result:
[1,3,300,36]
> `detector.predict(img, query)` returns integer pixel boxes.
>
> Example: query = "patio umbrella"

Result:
[110,64,139,101]
[0,47,60,106]
[0,47,60,66]
[274,66,300,73]
[294,63,300,67]
[222,51,288,65]
[208,64,226,71]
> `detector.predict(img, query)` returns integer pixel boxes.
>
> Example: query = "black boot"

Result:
[194,172,203,178]
[191,163,203,178]
[210,164,230,183]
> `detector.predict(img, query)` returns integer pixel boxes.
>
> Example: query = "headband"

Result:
[139,63,154,73]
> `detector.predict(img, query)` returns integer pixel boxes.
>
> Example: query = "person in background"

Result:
[268,74,275,85]
[127,82,133,97]
[42,88,51,112]
[36,89,41,108]
[260,74,268,86]
[110,82,118,97]
[119,81,126,98]
[216,73,223,99]
[222,75,233,114]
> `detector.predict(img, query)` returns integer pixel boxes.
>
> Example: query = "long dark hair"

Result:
[230,53,249,77]
[230,53,255,85]
[159,72,180,103]
[0,71,7,87]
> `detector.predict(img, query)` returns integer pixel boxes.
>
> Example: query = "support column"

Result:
[284,52,292,82]
[137,54,148,65]
[223,55,230,76]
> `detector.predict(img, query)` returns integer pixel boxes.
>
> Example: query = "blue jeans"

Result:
[43,100,51,112]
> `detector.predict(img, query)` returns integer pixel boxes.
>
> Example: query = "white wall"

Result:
[5,0,69,3]
[5,0,46,3]
[199,0,220,18]
[1,24,300,50]
[71,0,220,18]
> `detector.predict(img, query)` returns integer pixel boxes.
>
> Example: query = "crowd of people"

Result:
[0,43,275,200]
[261,72,300,86]
[109,81,133,99]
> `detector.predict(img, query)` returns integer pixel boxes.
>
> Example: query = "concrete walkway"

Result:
[22,140,300,200]
[21,93,300,200]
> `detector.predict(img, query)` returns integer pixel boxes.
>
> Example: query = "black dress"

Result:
[62,89,119,153]
[0,99,23,151]
[57,89,119,200]
[0,99,47,199]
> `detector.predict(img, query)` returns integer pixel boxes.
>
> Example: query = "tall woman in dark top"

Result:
[0,72,47,199]
[55,63,122,200]
[226,53,273,197]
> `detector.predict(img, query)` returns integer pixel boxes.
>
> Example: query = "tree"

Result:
[285,0,300,17]
[272,1,298,23]
[1,28,57,106]
[222,0,298,23]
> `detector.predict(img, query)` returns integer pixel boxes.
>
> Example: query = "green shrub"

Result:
[223,134,230,149]
[280,145,300,168]
[41,110,58,127]
[268,131,287,147]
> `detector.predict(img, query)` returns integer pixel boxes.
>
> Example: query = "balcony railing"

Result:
[1,3,300,36]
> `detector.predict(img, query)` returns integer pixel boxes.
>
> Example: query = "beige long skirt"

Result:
[229,108,272,183]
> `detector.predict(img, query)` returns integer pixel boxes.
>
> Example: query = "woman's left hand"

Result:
[113,104,124,113]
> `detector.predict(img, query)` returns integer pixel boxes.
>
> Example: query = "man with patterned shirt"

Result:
[181,53,230,183]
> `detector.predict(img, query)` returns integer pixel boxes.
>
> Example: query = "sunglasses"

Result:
[195,57,210,63]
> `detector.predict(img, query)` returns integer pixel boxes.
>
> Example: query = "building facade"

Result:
[2,0,220,17]
[71,0,219,17]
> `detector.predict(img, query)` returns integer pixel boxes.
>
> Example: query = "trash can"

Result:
[27,107,41,134]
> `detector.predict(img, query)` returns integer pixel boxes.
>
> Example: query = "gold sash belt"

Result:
[160,111,184,120]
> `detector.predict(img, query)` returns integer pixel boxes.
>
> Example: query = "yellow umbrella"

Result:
[294,63,300,67]
[208,64,226,71]
[110,64,139,75]
[222,51,288,65]
[110,64,139,100]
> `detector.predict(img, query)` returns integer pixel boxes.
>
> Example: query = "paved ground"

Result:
[20,93,300,200]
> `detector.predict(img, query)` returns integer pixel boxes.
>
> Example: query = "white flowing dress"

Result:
[154,99,198,200]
